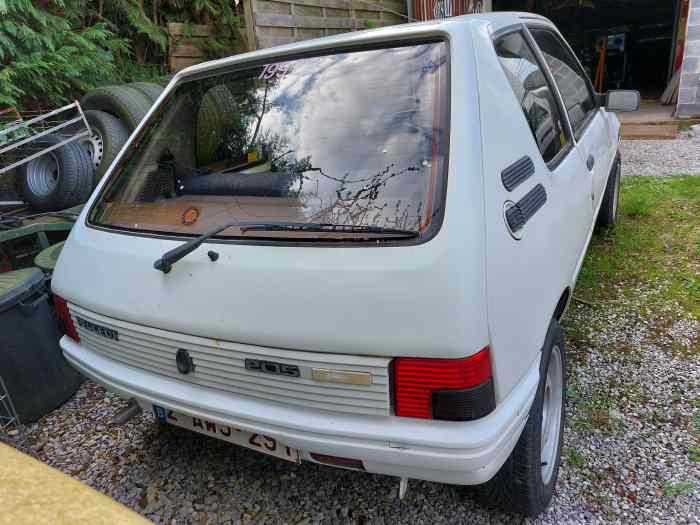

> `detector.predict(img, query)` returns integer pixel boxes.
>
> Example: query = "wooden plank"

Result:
[325,7,351,17]
[169,56,203,72]
[255,34,301,48]
[296,4,323,16]
[170,43,206,58]
[621,123,679,140]
[290,0,298,39]
[254,12,389,29]
[355,9,381,19]
[297,27,327,38]
[256,0,294,14]
[167,22,214,37]
[244,0,258,50]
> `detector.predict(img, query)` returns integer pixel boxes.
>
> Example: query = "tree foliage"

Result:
[0,0,242,111]
[0,1,128,109]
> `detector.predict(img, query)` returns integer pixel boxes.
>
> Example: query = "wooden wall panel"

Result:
[251,0,408,50]
[168,0,409,70]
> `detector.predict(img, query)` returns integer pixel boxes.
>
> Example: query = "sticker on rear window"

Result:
[259,62,294,81]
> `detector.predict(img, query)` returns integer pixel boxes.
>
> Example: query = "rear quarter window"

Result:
[494,31,569,164]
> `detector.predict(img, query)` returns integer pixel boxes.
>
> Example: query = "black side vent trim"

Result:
[506,184,547,233]
[501,156,535,192]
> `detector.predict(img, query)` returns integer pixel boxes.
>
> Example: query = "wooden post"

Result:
[244,0,258,51]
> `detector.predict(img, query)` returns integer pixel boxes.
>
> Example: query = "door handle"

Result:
[587,155,595,171]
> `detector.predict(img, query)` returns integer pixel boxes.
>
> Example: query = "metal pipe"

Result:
[112,399,142,425]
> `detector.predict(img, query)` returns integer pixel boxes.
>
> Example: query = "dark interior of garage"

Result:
[494,0,680,99]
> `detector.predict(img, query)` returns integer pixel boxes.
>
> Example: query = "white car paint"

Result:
[53,12,621,486]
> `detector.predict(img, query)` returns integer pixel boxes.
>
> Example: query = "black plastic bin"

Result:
[0,268,82,424]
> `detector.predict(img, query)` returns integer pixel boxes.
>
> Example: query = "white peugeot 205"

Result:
[52,12,638,516]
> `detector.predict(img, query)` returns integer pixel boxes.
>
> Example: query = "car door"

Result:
[529,27,615,213]
[482,29,595,396]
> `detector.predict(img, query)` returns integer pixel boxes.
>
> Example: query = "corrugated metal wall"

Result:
[412,0,491,20]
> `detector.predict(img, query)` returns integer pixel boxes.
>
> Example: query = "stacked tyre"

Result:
[19,82,164,211]
[79,83,164,183]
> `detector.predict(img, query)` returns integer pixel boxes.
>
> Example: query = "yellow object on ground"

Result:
[0,442,150,525]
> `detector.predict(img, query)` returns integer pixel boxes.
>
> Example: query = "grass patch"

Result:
[688,446,700,463]
[566,448,585,468]
[572,391,618,432]
[576,176,700,322]
[662,481,695,497]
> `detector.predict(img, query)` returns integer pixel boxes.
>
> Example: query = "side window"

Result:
[530,29,597,137]
[494,32,569,164]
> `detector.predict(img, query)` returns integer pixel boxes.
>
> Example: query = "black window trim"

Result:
[492,24,574,172]
[526,23,601,142]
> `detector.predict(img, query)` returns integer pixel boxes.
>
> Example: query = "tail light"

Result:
[393,347,495,421]
[52,294,80,342]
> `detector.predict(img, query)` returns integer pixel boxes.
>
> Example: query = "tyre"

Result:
[78,110,130,185]
[596,157,621,230]
[128,81,164,103]
[18,134,94,211]
[196,85,241,166]
[80,85,154,131]
[475,320,566,517]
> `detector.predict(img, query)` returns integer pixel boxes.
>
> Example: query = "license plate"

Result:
[152,405,300,463]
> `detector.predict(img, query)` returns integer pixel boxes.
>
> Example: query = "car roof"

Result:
[174,12,554,81]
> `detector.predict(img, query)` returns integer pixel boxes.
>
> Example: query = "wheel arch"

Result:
[553,287,571,322]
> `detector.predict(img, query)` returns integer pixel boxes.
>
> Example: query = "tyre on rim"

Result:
[475,319,567,517]
[540,343,563,485]
[128,81,164,103]
[80,85,154,131]
[82,129,104,170]
[18,134,94,211]
[77,110,130,185]
[596,156,621,230]
[25,152,60,198]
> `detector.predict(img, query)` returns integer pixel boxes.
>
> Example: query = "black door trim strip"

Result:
[501,156,535,192]
[506,184,547,233]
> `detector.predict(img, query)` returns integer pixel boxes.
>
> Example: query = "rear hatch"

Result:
[54,39,486,364]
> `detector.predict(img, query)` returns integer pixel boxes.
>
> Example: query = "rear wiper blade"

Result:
[153,221,239,274]
[153,221,418,274]
[239,222,419,238]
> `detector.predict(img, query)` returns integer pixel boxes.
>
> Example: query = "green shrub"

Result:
[0,1,243,111]
[0,0,129,109]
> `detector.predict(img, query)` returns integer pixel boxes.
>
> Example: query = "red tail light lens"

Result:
[52,294,80,342]
[393,347,495,420]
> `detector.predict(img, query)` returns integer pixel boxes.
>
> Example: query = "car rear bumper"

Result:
[61,337,540,485]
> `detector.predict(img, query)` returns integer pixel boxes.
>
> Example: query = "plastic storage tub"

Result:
[0,268,82,423]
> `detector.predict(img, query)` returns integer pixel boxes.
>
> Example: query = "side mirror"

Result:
[605,90,640,112]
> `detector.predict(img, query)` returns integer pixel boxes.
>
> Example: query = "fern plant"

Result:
[0,0,129,109]
[0,0,243,111]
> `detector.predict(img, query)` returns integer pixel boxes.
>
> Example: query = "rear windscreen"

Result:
[89,41,450,244]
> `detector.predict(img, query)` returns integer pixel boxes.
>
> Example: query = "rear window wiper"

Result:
[239,222,419,238]
[153,221,418,274]
[154,221,240,274]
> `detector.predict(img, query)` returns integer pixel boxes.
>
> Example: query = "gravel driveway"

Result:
[5,139,700,524]
[621,132,700,177]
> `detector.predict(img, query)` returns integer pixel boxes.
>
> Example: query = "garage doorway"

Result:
[494,0,680,98]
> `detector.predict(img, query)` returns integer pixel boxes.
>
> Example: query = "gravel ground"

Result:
[620,131,700,177]
[4,140,700,524]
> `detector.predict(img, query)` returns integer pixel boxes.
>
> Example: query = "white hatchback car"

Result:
[52,12,638,516]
